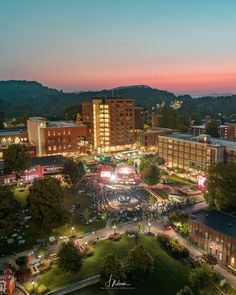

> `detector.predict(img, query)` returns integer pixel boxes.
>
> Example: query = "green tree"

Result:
[62,158,85,188]
[0,187,20,236]
[15,256,29,268]
[58,241,83,272]
[204,163,236,211]
[64,105,82,121]
[140,155,152,171]
[0,111,4,129]
[189,264,214,291]
[141,164,160,185]
[100,253,126,286]
[206,120,219,137]
[158,107,189,131]
[127,244,153,283]
[176,285,194,295]
[3,144,30,180]
[83,208,91,220]
[190,112,202,125]
[201,253,217,268]
[27,178,69,235]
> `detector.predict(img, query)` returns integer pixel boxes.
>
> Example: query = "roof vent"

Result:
[199,134,211,143]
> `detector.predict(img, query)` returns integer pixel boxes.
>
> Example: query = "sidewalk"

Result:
[173,231,236,290]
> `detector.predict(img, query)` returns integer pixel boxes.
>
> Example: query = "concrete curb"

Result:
[45,275,100,295]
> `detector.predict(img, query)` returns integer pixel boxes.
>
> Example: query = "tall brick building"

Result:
[82,98,135,153]
[189,210,236,269]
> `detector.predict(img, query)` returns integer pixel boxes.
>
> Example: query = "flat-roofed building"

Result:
[189,125,207,136]
[0,129,36,159]
[189,210,236,269]
[135,128,177,152]
[0,129,28,145]
[27,117,87,156]
[219,123,236,141]
[158,133,229,172]
[190,123,236,141]
[82,98,135,153]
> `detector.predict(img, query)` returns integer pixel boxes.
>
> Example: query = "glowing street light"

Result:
[32,281,35,293]
[148,222,151,233]
[113,225,117,235]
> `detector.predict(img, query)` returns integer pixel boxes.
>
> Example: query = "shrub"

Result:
[84,245,94,257]
[37,285,48,294]
[25,282,39,293]
[108,233,121,241]
[58,241,83,272]
[15,267,31,283]
[39,261,51,273]
[157,234,189,258]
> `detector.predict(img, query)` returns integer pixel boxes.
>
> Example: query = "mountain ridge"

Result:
[0,80,236,120]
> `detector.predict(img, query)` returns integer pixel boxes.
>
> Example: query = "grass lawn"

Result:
[167,175,193,186]
[13,186,29,207]
[40,235,191,294]
[63,189,91,211]
[152,188,169,199]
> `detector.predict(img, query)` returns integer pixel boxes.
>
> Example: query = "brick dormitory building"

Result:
[0,117,87,159]
[189,210,236,269]
[0,117,87,186]
[158,133,236,172]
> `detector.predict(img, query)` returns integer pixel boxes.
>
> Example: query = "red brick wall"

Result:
[43,125,87,155]
[189,219,236,268]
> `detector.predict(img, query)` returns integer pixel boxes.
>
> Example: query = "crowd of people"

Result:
[78,174,197,225]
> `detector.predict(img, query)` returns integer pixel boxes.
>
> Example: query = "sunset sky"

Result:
[1,0,236,95]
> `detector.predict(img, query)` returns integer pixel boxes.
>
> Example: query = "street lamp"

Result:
[32,281,35,293]
[71,226,75,235]
[148,222,151,233]
[113,225,117,235]
[85,241,88,250]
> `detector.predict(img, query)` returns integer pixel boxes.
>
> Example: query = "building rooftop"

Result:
[190,125,206,129]
[190,210,236,240]
[28,117,47,122]
[47,121,79,128]
[139,128,174,135]
[159,133,236,148]
[0,129,27,136]
[31,155,66,166]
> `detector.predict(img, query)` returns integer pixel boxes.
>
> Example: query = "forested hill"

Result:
[0,80,236,119]
[0,81,177,118]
